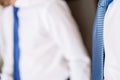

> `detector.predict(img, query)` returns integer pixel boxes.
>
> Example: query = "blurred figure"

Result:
[0,0,90,80]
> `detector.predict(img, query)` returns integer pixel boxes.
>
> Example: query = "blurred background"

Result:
[66,0,98,57]
[0,0,98,70]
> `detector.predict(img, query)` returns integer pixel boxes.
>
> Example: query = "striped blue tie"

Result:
[13,7,20,80]
[92,0,113,80]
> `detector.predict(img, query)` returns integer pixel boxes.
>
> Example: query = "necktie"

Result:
[92,0,113,80]
[13,7,20,80]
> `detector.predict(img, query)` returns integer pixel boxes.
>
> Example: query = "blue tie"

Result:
[13,7,20,80]
[92,0,113,80]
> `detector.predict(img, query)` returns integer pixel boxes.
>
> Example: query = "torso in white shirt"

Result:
[2,1,70,80]
[104,0,120,80]
[0,0,90,80]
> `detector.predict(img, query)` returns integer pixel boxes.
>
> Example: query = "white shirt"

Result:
[104,0,120,79]
[0,0,90,80]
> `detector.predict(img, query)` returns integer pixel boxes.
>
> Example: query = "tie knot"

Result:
[14,7,19,13]
[98,0,113,7]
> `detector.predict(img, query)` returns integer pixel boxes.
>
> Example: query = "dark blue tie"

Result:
[92,0,113,80]
[13,7,20,80]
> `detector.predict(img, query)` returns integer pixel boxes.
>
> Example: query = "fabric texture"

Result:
[92,0,113,80]
[0,0,90,80]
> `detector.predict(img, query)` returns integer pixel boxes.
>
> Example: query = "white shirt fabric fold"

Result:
[104,0,120,80]
[0,0,90,80]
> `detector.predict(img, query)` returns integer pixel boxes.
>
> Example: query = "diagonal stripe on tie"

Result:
[92,0,113,80]
[13,7,20,80]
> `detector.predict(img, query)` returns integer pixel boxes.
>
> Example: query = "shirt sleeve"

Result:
[0,7,13,80]
[44,1,91,80]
